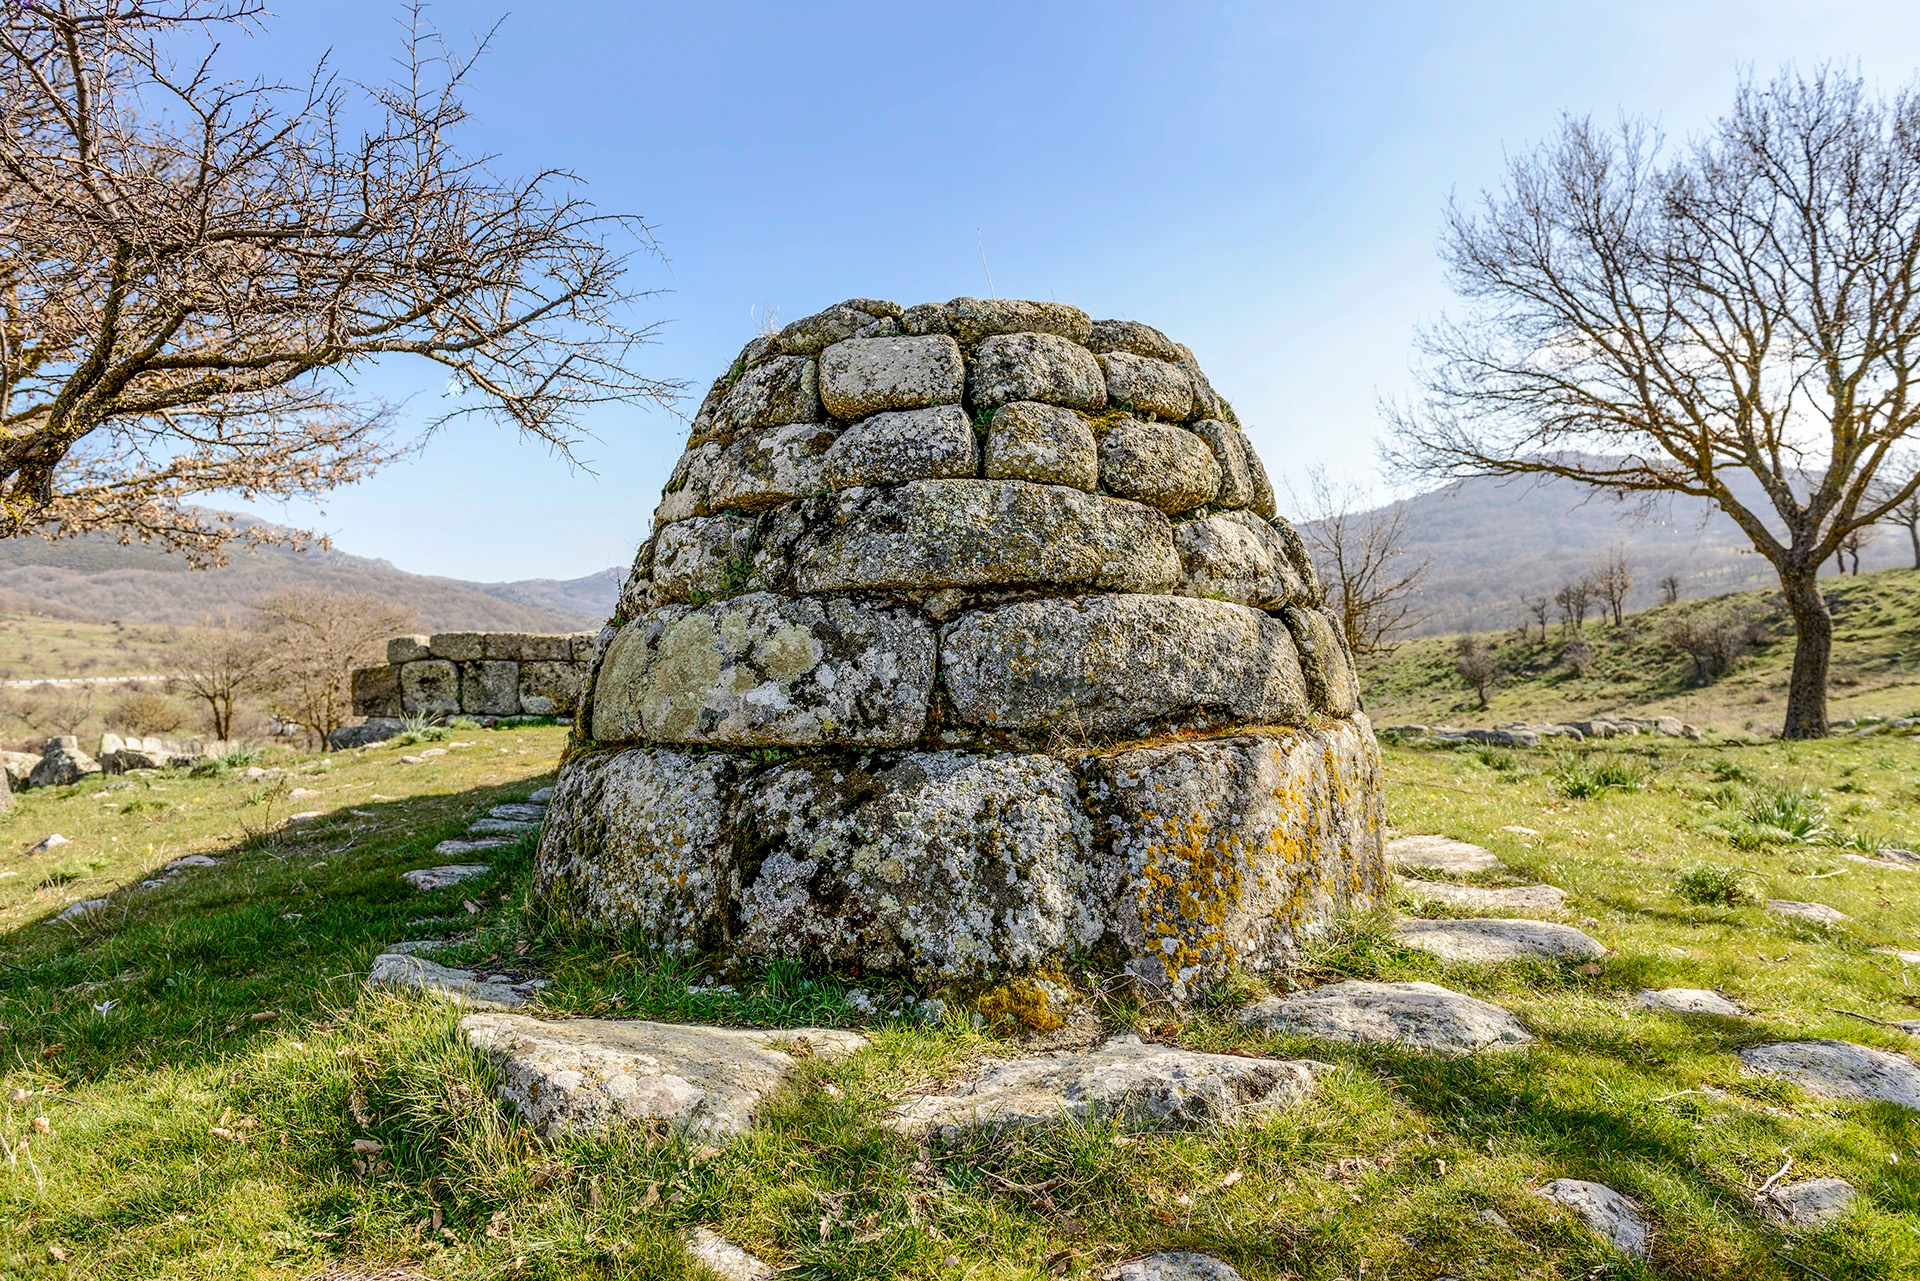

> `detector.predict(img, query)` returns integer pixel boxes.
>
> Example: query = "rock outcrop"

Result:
[535,298,1385,994]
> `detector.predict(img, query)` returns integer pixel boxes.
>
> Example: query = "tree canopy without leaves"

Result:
[254,587,412,748]
[0,1,674,562]
[1291,466,1429,657]
[1388,68,1920,737]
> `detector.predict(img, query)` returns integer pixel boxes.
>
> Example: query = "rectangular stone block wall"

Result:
[352,631,596,721]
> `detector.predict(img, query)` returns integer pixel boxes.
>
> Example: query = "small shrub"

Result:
[1743,786,1828,842]
[108,690,185,736]
[393,712,452,746]
[1552,754,1646,798]
[1674,863,1757,906]
[1707,759,1757,784]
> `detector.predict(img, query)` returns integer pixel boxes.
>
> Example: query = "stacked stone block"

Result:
[352,632,596,721]
[539,298,1384,996]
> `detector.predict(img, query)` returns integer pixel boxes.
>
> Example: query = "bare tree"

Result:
[1387,69,1920,737]
[1522,594,1552,642]
[1874,455,1920,568]
[167,609,265,740]
[1837,525,1873,575]
[1453,636,1500,710]
[1593,547,1633,626]
[1658,573,1683,606]
[1664,606,1765,683]
[1290,466,1430,657]
[1554,578,1597,632]
[0,2,675,563]
[253,589,413,748]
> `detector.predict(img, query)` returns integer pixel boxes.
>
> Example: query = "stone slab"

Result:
[712,355,820,436]
[1238,980,1532,1054]
[1104,1255,1244,1281]
[1171,511,1304,609]
[1397,877,1566,914]
[400,659,460,718]
[818,335,965,419]
[947,297,1093,347]
[1767,1177,1856,1229]
[1768,899,1849,926]
[1098,421,1219,512]
[983,400,1099,490]
[820,405,975,488]
[459,1011,866,1138]
[402,864,490,891]
[967,332,1106,412]
[1740,1039,1920,1109]
[708,423,838,512]
[367,952,542,1009]
[1099,351,1193,420]
[1386,836,1500,875]
[1284,606,1361,717]
[435,837,511,858]
[1537,1179,1648,1259]
[1393,917,1606,964]
[686,1227,775,1280]
[1635,988,1745,1017]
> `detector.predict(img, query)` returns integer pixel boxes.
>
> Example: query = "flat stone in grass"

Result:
[1635,988,1745,1017]
[686,1227,774,1280]
[527,787,554,803]
[1739,1039,1920,1109]
[886,1034,1318,1139]
[489,803,548,823]
[468,818,538,835]
[1766,1177,1856,1229]
[1397,877,1565,914]
[1537,1179,1648,1259]
[1393,917,1605,964]
[1237,980,1531,1055]
[1873,946,1920,965]
[1386,835,1500,875]
[402,864,490,892]
[434,837,510,858]
[459,1012,867,1139]
[53,897,107,923]
[1104,1254,1245,1281]
[366,952,544,1009]
[1768,899,1849,926]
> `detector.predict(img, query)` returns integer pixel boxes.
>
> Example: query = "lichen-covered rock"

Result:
[968,332,1107,412]
[1387,835,1500,874]
[1739,1039,1920,1109]
[367,952,542,1009]
[707,423,838,511]
[941,594,1309,737]
[1172,510,1305,609]
[1239,980,1531,1054]
[946,297,1093,347]
[1103,1254,1246,1281]
[821,405,975,488]
[655,441,722,524]
[590,594,935,747]
[1087,721,1386,993]
[1189,419,1254,508]
[519,661,585,717]
[651,514,758,602]
[1537,1179,1649,1259]
[777,300,900,356]
[732,751,1102,978]
[791,480,1178,594]
[712,355,820,437]
[887,1034,1317,1137]
[1393,917,1606,964]
[1099,351,1193,420]
[429,631,487,661]
[1087,318,1185,363]
[1098,421,1221,512]
[459,660,520,716]
[1635,988,1745,1017]
[351,664,403,719]
[1767,1177,1856,1229]
[818,335,965,419]
[1284,606,1361,716]
[982,400,1099,489]
[388,634,431,663]
[400,659,460,717]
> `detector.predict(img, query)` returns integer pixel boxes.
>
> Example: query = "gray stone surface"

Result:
[1768,899,1849,926]
[366,952,543,1009]
[53,897,108,924]
[469,817,538,835]
[1103,1255,1244,1281]
[350,666,403,720]
[968,332,1106,412]
[1086,721,1385,993]
[791,480,1179,595]
[1767,1177,1856,1229]
[388,634,432,664]
[590,594,935,747]
[490,803,547,823]
[1740,1039,1920,1109]
[1635,988,1746,1017]
[459,660,520,717]
[429,632,487,661]
[1098,421,1221,513]
[818,334,965,419]
[1239,980,1531,1054]
[518,661,585,717]
[1537,1179,1649,1259]
[887,1034,1317,1138]
[732,751,1101,980]
[1394,917,1606,964]
[402,864,490,892]
[983,400,1099,490]
[436,837,511,858]
[712,355,820,436]
[1285,606,1361,717]
[655,441,721,524]
[1172,510,1304,609]
[685,1227,775,1280]
[1386,835,1501,875]
[459,1011,866,1138]
[400,659,460,718]
[821,405,975,488]
[941,594,1309,737]
[947,297,1093,347]
[1099,351,1193,420]
[1086,318,1186,362]
[1397,877,1565,914]
[28,737,100,789]
[708,423,838,511]
[776,300,899,356]
[1878,946,1920,964]
[1189,419,1254,509]
[652,514,759,602]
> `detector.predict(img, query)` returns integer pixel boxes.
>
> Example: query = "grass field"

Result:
[1362,565,1920,733]
[3,723,1920,1279]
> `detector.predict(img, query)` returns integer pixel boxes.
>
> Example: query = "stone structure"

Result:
[351,631,596,721]
[536,297,1384,995]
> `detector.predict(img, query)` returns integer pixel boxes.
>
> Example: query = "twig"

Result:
[1773,1251,1835,1281]
[1756,1151,1793,1197]
[1651,1088,1712,1102]
[1825,1006,1899,1029]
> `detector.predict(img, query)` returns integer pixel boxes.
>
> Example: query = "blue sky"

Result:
[224,1,1920,582]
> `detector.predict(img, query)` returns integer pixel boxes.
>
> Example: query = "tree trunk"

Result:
[1909,524,1919,569]
[1780,566,1831,739]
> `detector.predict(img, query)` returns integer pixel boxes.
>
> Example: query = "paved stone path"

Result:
[1394,917,1605,963]
[1238,980,1531,1054]
[1386,835,1500,874]
[1397,877,1565,914]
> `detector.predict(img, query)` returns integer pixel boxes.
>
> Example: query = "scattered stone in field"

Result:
[1103,1254,1245,1281]
[419,748,448,758]
[53,898,108,924]
[1237,980,1531,1054]
[685,1227,775,1280]
[1498,825,1540,837]
[459,1012,866,1139]
[1393,917,1605,964]
[28,736,101,788]
[1537,1179,1648,1259]
[488,803,547,823]
[288,811,324,823]
[28,834,69,855]
[1767,900,1848,926]
[1397,877,1565,914]
[1766,1177,1856,1229]
[1386,835,1500,875]
[1635,988,1745,1017]
[434,838,511,858]
[402,864,490,892]
[400,755,430,765]
[1741,1040,1920,1109]
[385,939,454,956]
[1841,851,1915,872]
[1874,946,1920,965]
[288,788,321,799]
[527,787,554,803]
[166,855,222,871]
[367,952,544,1009]
[1899,1020,1920,1037]
[468,817,538,835]
[886,1034,1318,1138]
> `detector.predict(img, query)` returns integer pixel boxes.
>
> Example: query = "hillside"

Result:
[1360,564,1920,732]
[0,529,620,631]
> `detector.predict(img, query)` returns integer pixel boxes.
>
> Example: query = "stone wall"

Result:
[352,631,595,721]
[536,298,1385,997]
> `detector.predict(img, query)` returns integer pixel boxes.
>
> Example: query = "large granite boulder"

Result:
[537,299,1384,994]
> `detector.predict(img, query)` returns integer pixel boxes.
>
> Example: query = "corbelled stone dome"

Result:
[536,297,1384,997]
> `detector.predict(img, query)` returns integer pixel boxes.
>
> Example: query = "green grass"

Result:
[1364,565,1920,732]
[2,727,1920,1278]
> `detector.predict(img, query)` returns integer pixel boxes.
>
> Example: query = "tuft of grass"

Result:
[1550,753,1646,798]
[1673,863,1758,906]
